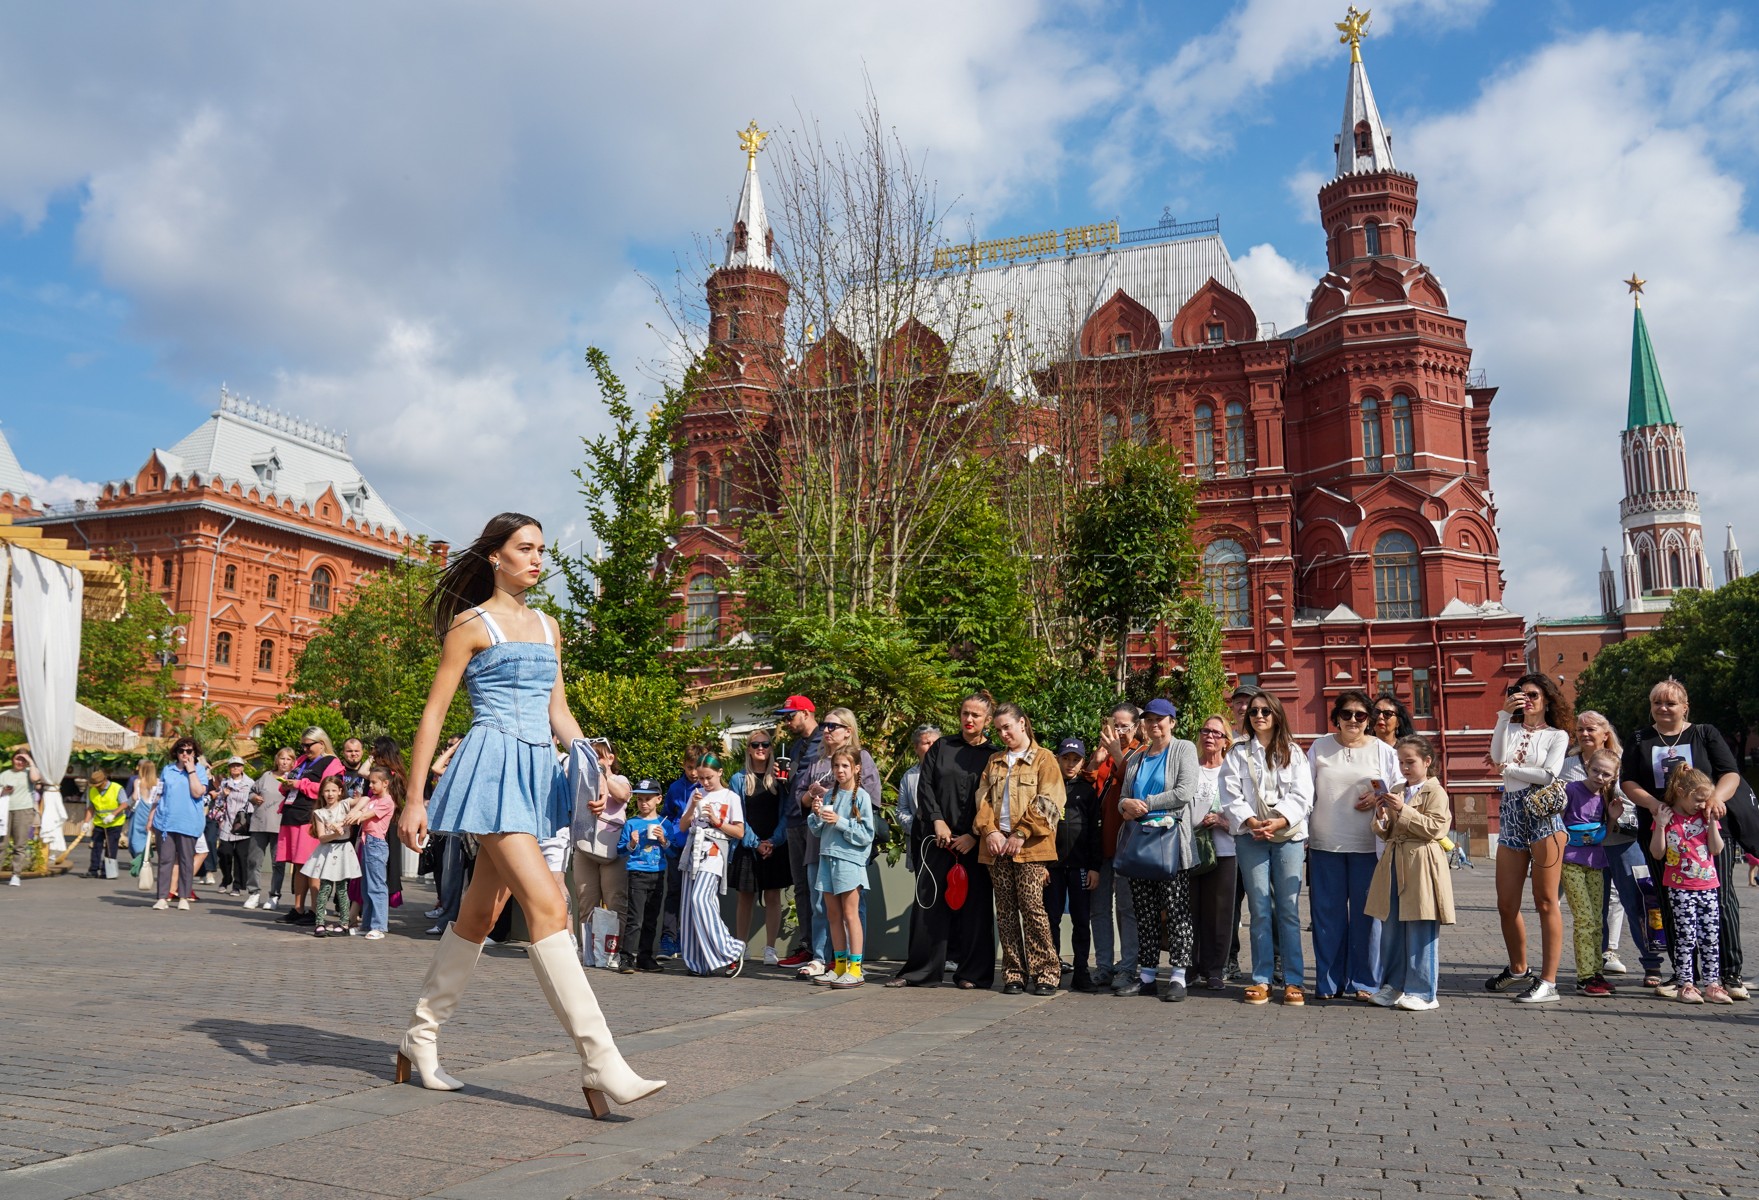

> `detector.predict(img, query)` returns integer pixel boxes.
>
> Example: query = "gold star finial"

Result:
[1625,273,1647,306]
[737,120,769,170]
[1337,6,1371,63]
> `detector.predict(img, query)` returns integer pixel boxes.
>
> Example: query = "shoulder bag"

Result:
[1114,816,1182,880]
[1523,780,1568,820]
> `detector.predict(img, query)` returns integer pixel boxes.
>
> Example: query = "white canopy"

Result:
[0,699,139,754]
[6,547,86,781]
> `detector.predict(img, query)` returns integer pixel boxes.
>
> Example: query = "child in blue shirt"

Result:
[619,780,676,973]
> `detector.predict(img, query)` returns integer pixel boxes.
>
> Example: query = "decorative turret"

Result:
[724,120,775,271]
[1597,546,1618,616]
[1727,525,1745,585]
[1333,7,1395,176]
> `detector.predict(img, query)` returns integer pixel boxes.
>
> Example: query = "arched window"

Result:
[1669,549,1684,588]
[1373,531,1422,619]
[257,639,275,672]
[695,459,712,521]
[1633,439,1650,494]
[1203,539,1250,628]
[161,559,174,588]
[266,573,280,601]
[1130,413,1150,446]
[1361,397,1383,473]
[717,460,733,514]
[223,564,237,591]
[1355,121,1373,154]
[1194,402,1215,480]
[686,575,719,649]
[1639,546,1655,593]
[214,632,232,667]
[1391,394,1414,471]
[1224,402,1249,477]
[309,567,332,611]
[1101,413,1120,456]
[1364,221,1381,257]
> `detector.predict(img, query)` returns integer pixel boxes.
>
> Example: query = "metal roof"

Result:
[1335,52,1395,177]
[0,424,31,500]
[1626,302,1675,430]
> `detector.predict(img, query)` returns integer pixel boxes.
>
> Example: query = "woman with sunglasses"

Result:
[151,737,209,911]
[1307,690,1402,1001]
[1191,712,1239,990]
[1221,693,1315,1005]
[1486,673,1573,1004]
[730,732,792,965]
[276,727,341,925]
[1370,696,1415,748]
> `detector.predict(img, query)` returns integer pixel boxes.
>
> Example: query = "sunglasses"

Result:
[1246,707,1275,719]
[1198,729,1228,738]
[1374,710,1398,719]
[821,721,845,731]
[1337,711,1370,722]
[748,741,773,750]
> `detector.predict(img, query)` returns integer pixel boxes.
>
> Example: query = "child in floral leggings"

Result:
[1650,768,1728,1005]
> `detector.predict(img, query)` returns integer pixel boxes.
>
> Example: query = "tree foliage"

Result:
[563,672,721,784]
[259,703,355,765]
[287,558,468,748]
[1019,661,1119,748]
[1167,597,1229,741]
[76,565,181,727]
[1060,443,1201,688]
[555,348,691,679]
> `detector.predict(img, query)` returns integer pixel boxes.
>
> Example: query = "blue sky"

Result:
[1,0,1755,617]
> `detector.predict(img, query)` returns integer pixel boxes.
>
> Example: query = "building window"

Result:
[1224,402,1249,477]
[1203,539,1250,628]
[257,639,275,672]
[1194,402,1215,480]
[1206,323,1225,344]
[1412,667,1433,717]
[1113,333,1131,354]
[1373,531,1422,619]
[695,459,712,521]
[1669,549,1684,588]
[1391,394,1414,471]
[1101,413,1120,456]
[1377,668,1395,696]
[1361,397,1383,473]
[161,559,173,588]
[1639,548,1655,593]
[1130,413,1150,446]
[223,564,237,591]
[310,567,333,611]
[1365,221,1381,257]
[1355,121,1372,154]
[266,573,279,601]
[214,632,232,667]
[717,463,733,515]
[686,575,719,649]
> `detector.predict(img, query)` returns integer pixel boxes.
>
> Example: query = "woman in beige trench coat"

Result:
[1366,735,1455,1011]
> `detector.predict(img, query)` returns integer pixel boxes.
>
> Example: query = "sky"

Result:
[0,0,1755,621]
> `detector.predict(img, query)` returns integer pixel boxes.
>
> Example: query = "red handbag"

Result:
[946,862,969,911]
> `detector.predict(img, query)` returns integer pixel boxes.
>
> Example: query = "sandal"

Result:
[955,980,977,990]
[1642,973,1664,988]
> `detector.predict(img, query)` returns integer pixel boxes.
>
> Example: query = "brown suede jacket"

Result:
[971,743,1068,865]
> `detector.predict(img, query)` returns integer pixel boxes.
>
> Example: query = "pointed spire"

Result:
[1726,525,1745,585]
[1598,546,1618,616]
[1626,280,1675,430]
[724,120,774,271]
[1620,530,1640,607]
[1333,8,1395,177]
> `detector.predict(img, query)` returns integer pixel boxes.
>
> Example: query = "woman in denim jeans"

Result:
[1221,693,1315,1006]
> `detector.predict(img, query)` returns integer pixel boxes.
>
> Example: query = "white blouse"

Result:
[1220,738,1315,841]
[1306,734,1402,854]
[1490,713,1568,791]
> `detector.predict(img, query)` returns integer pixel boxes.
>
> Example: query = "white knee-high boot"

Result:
[526,929,665,1117]
[396,924,484,1090]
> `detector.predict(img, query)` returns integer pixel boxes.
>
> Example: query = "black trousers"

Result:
[88,825,122,873]
[895,841,995,989]
[1044,863,1093,968]
[625,870,666,963]
[217,839,250,889]
[1193,856,1240,980]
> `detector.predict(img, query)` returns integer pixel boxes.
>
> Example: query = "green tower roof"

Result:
[1627,302,1675,430]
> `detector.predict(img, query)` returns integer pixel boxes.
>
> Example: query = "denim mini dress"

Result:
[427,608,570,839]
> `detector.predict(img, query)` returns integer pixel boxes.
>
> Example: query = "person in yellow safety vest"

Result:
[86,768,129,879]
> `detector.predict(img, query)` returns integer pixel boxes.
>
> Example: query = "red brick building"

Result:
[18,391,437,736]
[672,41,1527,811]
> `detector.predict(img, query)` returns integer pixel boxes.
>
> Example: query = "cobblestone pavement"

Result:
[3,862,1757,1199]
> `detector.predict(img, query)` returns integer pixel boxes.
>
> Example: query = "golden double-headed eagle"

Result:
[738,120,769,170]
[1337,6,1371,62]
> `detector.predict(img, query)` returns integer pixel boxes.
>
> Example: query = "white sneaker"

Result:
[243,893,260,909]
[425,908,445,919]
[797,959,826,979]
[152,898,169,910]
[1601,952,1628,975]
[262,897,278,911]
[1514,979,1560,1004]
[1370,985,1402,1007]
[1394,994,1440,1011]
[7,875,19,887]
[177,898,191,911]
[763,946,779,967]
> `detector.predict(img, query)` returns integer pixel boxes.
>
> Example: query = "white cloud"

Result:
[1231,242,1318,335]
[1404,30,1759,619]
[23,470,102,508]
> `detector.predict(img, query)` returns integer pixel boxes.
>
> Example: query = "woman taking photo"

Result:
[972,703,1067,996]
[398,512,663,1119]
[1486,673,1572,1004]
[730,732,792,966]
[277,729,341,926]
[1191,712,1238,991]
[1308,690,1401,1001]
[1221,693,1315,1005]
[1116,698,1200,1001]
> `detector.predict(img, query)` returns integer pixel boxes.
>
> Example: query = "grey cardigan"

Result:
[1118,739,1202,869]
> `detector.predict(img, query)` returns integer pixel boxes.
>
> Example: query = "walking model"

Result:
[397,512,664,1118]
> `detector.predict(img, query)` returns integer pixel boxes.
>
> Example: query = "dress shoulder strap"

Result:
[473,606,506,645]
[540,612,554,646]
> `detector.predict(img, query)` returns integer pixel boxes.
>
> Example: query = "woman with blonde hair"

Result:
[277,727,341,926]
[1564,713,1650,982]
[126,759,159,875]
[730,732,792,965]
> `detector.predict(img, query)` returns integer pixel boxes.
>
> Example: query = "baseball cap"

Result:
[773,694,816,716]
[631,778,662,794]
[226,756,247,767]
[1055,737,1087,759]
[1142,698,1178,719]
[1229,682,1264,700]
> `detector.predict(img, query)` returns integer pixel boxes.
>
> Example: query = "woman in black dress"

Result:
[731,733,792,965]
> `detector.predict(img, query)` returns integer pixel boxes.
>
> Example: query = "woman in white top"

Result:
[1307,690,1402,1001]
[1221,692,1316,1006]
[1486,673,1573,1004]
[1191,712,1240,991]
[678,752,748,978]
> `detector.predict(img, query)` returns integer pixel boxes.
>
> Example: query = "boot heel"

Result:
[583,1087,611,1120]
[395,1052,411,1085]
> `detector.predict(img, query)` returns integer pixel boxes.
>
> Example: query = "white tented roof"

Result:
[146,391,406,537]
[0,425,32,500]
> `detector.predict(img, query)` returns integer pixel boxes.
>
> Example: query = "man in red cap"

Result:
[772,695,822,966]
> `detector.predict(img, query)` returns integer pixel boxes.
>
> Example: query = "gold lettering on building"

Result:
[932,220,1121,270]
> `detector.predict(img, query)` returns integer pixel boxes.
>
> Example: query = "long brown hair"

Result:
[1245,693,1296,769]
[424,511,543,639]
[370,737,408,808]
[1513,672,1574,739]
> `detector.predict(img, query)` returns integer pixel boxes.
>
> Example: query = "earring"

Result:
[491,559,500,569]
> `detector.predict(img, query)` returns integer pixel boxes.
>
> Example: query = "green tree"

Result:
[563,672,721,784]
[1019,661,1119,747]
[286,558,465,748]
[1167,597,1228,740]
[76,565,181,726]
[555,348,693,678]
[1060,444,1201,689]
[259,703,355,764]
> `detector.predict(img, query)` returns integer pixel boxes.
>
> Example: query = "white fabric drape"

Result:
[10,547,84,789]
